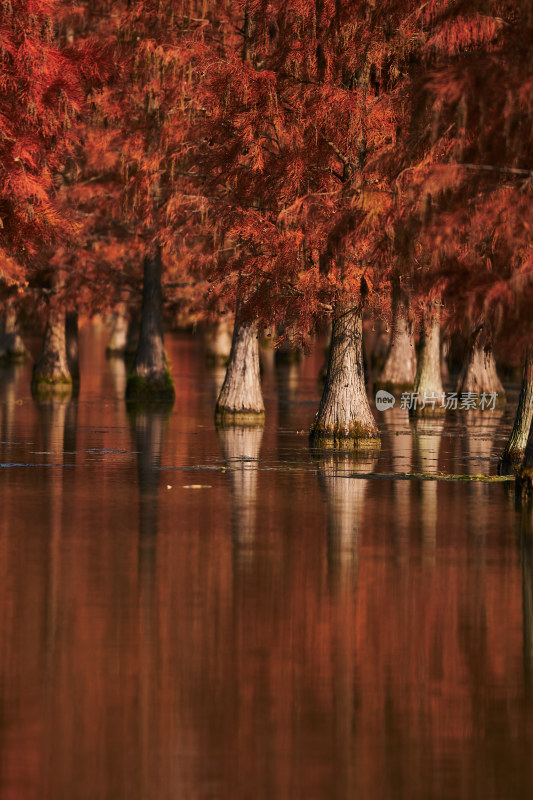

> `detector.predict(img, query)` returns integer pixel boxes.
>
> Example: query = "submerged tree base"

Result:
[31,375,73,400]
[309,421,381,451]
[206,353,230,367]
[498,450,526,476]
[0,344,29,364]
[125,370,175,406]
[215,406,265,427]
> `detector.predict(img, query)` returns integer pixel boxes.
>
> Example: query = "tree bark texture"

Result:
[32,306,72,397]
[410,314,444,417]
[516,390,533,498]
[204,315,233,365]
[106,302,129,357]
[310,303,380,449]
[500,346,533,474]
[126,248,174,404]
[456,323,505,402]
[376,280,416,390]
[215,308,265,426]
[0,300,29,362]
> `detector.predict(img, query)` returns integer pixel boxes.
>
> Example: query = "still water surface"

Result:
[1,324,532,799]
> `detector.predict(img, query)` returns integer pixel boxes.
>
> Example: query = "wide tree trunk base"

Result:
[215,316,264,425]
[309,422,381,450]
[499,450,525,476]
[31,375,73,400]
[376,290,416,392]
[456,328,506,405]
[215,407,265,427]
[0,334,29,363]
[501,348,533,475]
[32,307,72,398]
[410,316,444,419]
[311,303,380,450]
[126,371,175,407]
[204,317,233,366]
[206,354,230,367]
[106,306,129,358]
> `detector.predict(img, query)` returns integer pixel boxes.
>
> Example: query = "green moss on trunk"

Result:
[126,369,175,407]
[215,407,265,427]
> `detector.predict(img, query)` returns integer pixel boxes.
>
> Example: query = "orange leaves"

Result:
[425,13,505,56]
[0,0,94,278]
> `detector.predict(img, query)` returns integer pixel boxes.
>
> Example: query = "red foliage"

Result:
[0,0,103,288]
[3,1,531,344]
[185,0,532,344]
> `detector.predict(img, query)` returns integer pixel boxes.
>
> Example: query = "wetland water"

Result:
[1,324,532,800]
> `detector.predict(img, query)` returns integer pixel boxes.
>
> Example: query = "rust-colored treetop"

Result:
[0,0,106,287]
[181,0,532,337]
[389,0,533,330]
[2,1,532,332]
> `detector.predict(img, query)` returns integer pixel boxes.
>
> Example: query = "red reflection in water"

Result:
[0,325,530,800]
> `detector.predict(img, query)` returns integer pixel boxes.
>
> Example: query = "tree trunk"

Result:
[376,280,416,391]
[215,304,265,426]
[410,313,444,417]
[0,300,29,362]
[106,301,129,357]
[310,302,380,449]
[32,306,72,397]
[516,410,533,499]
[500,346,533,474]
[126,312,140,356]
[65,311,80,388]
[441,337,451,384]
[126,247,174,404]
[204,314,233,365]
[456,322,505,403]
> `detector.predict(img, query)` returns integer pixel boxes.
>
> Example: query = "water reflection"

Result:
[129,408,168,547]
[317,451,377,589]
[464,410,504,534]
[217,425,264,554]
[518,509,533,692]
[0,363,24,447]
[413,416,444,560]
[0,332,532,800]
[383,407,413,542]
[129,409,168,800]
